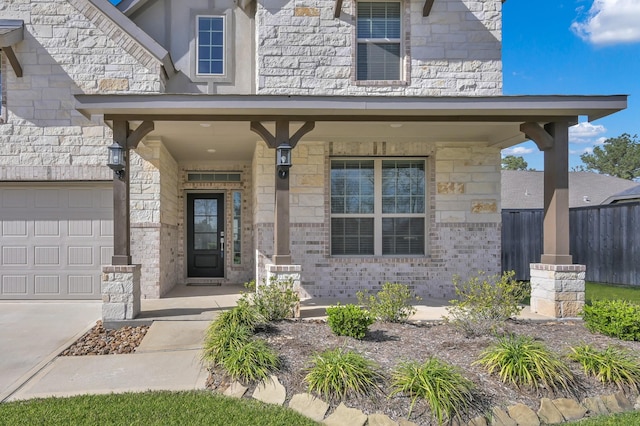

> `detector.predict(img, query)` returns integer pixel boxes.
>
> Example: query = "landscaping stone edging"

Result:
[218,378,640,425]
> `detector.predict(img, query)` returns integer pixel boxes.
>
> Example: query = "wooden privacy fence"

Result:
[502,202,640,285]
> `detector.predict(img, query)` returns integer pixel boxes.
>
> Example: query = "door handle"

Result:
[220,237,224,257]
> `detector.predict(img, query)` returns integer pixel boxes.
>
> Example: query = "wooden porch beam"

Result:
[520,122,554,151]
[2,46,22,77]
[250,121,276,148]
[423,0,435,17]
[334,0,344,18]
[290,121,315,147]
[127,121,154,148]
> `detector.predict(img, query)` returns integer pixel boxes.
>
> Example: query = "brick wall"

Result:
[254,138,502,299]
[256,0,502,95]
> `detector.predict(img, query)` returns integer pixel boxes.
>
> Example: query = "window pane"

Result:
[381,160,425,214]
[358,2,401,39]
[331,218,374,255]
[357,42,400,81]
[330,160,374,214]
[382,218,424,255]
[233,191,241,264]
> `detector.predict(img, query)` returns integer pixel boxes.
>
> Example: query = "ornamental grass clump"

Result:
[568,344,640,392]
[475,334,575,394]
[446,270,530,337]
[390,358,477,424]
[326,303,375,339]
[357,282,420,323]
[203,305,279,383]
[303,348,382,401]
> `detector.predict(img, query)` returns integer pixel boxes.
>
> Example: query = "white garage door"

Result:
[0,184,113,299]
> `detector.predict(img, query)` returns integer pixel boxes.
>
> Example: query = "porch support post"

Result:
[273,120,291,265]
[524,120,585,318]
[250,120,315,266]
[541,121,572,265]
[111,120,131,266]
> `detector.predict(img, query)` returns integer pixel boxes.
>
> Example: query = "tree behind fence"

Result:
[502,202,640,285]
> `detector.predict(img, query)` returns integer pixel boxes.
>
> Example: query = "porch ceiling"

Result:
[75,94,627,163]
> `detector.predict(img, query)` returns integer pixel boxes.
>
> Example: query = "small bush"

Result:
[304,348,382,401]
[326,303,375,339]
[390,358,477,423]
[568,344,640,392]
[357,283,420,323]
[446,270,530,337]
[475,334,575,394]
[582,299,640,341]
[244,277,300,322]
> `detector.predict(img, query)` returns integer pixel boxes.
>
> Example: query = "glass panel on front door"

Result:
[187,194,225,277]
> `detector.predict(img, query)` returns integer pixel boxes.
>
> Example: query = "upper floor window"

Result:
[356,2,401,81]
[330,158,426,256]
[197,16,225,76]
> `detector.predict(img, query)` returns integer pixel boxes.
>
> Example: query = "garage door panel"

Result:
[0,185,112,300]
[35,276,60,294]
[2,276,28,295]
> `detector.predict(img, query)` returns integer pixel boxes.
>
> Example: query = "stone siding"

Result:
[0,0,163,180]
[257,0,502,95]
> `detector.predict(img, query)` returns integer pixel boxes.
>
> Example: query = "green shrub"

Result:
[220,339,280,383]
[304,348,382,401]
[357,283,420,323]
[446,270,530,337]
[326,303,375,339]
[475,334,575,394]
[568,344,640,392]
[209,299,266,333]
[243,277,300,321]
[582,299,640,341]
[390,358,477,424]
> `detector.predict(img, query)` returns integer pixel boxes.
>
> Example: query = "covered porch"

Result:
[75,93,627,321]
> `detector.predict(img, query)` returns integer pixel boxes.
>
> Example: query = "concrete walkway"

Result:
[3,285,549,402]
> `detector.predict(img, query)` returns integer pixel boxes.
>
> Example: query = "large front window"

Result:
[356,2,402,81]
[331,159,426,256]
[197,16,225,76]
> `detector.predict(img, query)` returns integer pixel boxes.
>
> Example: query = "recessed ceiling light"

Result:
[390,123,403,128]
[200,123,211,128]
[206,149,216,153]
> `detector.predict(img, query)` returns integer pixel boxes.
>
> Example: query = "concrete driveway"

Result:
[0,301,100,401]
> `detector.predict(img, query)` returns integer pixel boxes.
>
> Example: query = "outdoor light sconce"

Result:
[276,143,292,179]
[107,142,126,179]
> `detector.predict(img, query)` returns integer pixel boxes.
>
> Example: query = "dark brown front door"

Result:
[187,193,224,277]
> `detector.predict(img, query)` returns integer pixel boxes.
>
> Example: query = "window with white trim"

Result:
[331,159,426,256]
[197,16,225,76]
[356,1,402,81]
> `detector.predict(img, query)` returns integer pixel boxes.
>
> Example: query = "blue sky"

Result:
[502,0,640,171]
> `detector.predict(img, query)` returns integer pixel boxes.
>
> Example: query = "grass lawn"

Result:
[569,411,640,425]
[0,391,319,426]
[586,282,640,304]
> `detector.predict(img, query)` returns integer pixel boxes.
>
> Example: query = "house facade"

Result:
[0,0,626,318]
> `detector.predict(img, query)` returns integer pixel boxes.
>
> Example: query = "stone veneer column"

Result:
[264,264,302,318]
[530,264,585,318]
[102,265,141,320]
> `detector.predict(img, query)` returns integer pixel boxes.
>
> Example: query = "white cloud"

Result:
[501,146,535,156]
[570,147,594,155]
[569,122,607,144]
[571,0,640,45]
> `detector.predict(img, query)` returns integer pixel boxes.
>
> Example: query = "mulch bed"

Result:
[206,319,640,425]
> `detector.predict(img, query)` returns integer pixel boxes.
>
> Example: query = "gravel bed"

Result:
[60,320,149,356]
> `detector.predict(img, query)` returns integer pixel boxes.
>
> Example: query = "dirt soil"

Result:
[206,319,640,425]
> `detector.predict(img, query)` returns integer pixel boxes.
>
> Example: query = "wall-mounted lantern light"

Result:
[107,142,126,179]
[276,143,292,179]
